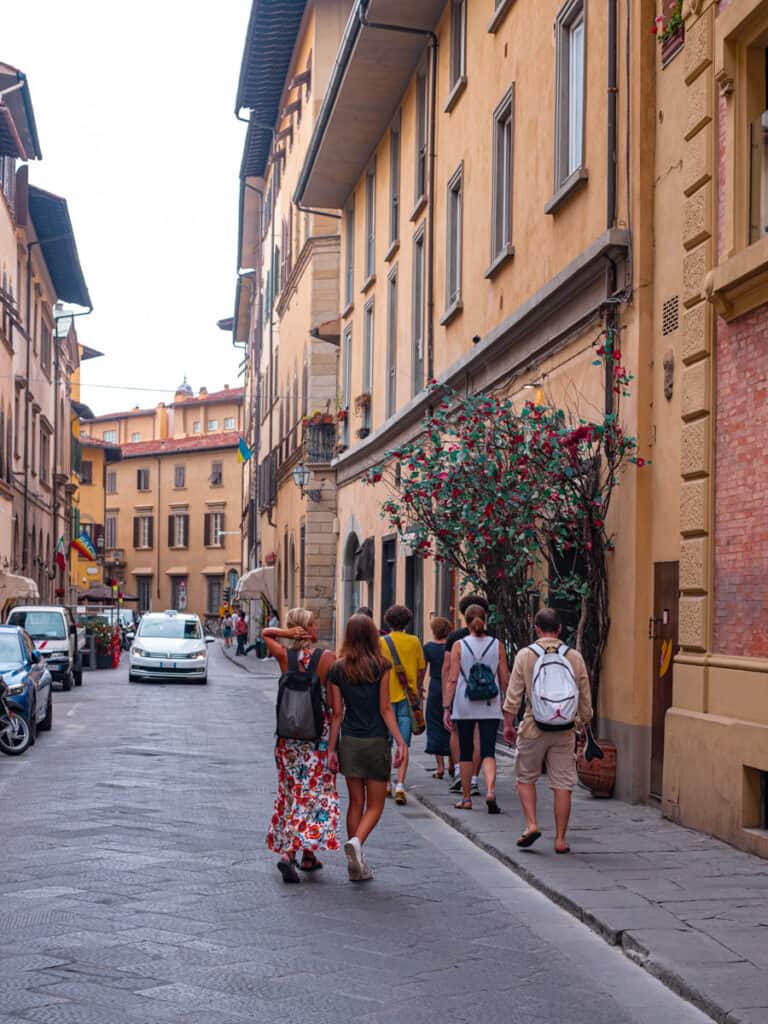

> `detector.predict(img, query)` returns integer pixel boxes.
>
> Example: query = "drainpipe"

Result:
[357,2,438,381]
[603,0,619,418]
[156,455,161,599]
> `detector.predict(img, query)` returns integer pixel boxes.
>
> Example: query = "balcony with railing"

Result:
[304,420,337,464]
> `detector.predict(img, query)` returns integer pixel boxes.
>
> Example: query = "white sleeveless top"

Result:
[451,634,502,721]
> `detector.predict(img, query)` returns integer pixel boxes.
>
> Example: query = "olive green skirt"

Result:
[338,735,392,781]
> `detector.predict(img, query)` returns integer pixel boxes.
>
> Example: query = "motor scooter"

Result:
[0,677,31,756]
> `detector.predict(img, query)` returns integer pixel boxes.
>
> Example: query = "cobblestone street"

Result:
[0,646,709,1024]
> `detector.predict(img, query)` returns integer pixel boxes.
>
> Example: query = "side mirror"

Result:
[31,649,42,663]
[69,623,76,635]
[204,636,215,644]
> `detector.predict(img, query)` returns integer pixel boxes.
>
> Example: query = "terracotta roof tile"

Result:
[170,387,245,407]
[80,436,121,451]
[119,432,240,458]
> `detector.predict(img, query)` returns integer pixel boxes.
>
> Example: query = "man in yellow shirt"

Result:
[380,604,426,805]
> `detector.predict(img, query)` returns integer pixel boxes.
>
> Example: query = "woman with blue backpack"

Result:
[264,607,341,884]
[443,604,509,813]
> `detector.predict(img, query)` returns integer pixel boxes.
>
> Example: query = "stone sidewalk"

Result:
[220,641,768,1023]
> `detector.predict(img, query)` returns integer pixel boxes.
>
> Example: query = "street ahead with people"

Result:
[1,641,764,1023]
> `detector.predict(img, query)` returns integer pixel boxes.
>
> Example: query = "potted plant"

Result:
[652,1,684,65]
[86,620,119,669]
[354,392,371,414]
[356,427,371,440]
[364,329,646,797]
[337,408,348,423]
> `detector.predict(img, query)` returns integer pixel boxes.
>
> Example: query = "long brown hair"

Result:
[338,614,387,683]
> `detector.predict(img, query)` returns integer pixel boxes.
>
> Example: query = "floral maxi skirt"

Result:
[266,739,341,855]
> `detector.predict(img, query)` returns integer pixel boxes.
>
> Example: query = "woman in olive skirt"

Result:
[327,615,407,882]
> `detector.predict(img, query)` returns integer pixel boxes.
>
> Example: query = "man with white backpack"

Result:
[503,607,592,854]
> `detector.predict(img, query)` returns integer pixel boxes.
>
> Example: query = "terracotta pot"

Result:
[576,733,617,798]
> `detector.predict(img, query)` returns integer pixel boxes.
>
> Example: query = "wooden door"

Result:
[650,561,679,797]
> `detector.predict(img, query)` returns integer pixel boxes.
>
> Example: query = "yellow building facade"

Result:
[233,0,350,641]
[79,385,244,620]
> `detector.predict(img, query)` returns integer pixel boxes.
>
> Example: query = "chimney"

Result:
[199,387,208,397]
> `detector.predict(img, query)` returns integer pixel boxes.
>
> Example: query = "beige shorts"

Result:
[515,729,577,790]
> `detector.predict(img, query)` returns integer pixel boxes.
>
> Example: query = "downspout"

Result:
[156,455,161,600]
[356,2,439,381]
[604,0,619,418]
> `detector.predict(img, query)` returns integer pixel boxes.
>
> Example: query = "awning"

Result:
[71,399,94,419]
[297,0,446,208]
[0,64,42,159]
[0,572,39,606]
[28,186,92,308]
[236,566,277,606]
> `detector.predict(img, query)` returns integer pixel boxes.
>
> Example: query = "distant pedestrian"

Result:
[423,615,452,778]
[442,595,491,795]
[268,610,279,628]
[444,604,508,813]
[264,607,341,883]
[355,605,387,636]
[503,607,592,854]
[221,612,234,648]
[235,613,248,655]
[327,614,407,882]
[379,605,426,805]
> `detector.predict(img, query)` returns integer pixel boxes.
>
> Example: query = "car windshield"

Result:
[8,610,66,640]
[138,618,202,640]
[0,633,22,665]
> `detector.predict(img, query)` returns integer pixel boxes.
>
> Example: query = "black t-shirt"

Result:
[327,662,388,739]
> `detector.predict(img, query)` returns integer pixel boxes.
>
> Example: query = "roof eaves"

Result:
[28,186,92,308]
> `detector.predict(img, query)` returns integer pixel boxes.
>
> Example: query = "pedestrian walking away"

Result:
[327,614,407,882]
[442,594,491,795]
[444,604,508,813]
[503,606,593,854]
[379,604,426,805]
[423,615,452,778]
[263,607,341,883]
[235,612,248,655]
[221,611,234,648]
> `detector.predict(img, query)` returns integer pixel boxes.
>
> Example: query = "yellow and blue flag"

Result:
[237,438,252,464]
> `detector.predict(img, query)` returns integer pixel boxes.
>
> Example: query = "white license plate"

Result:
[159,661,176,669]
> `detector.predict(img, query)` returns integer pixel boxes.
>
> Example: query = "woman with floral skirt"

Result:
[264,608,341,883]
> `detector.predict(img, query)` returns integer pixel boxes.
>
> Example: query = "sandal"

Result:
[516,829,542,849]
[298,853,323,872]
[486,797,501,815]
[277,859,300,884]
[454,799,473,810]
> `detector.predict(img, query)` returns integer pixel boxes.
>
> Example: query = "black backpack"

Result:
[275,648,325,744]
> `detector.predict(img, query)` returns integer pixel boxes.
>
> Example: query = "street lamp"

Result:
[292,461,321,503]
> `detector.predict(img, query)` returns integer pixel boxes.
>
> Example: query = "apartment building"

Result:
[293,0,667,803]
[659,0,768,858]
[0,62,92,601]
[79,384,244,619]
[231,0,350,642]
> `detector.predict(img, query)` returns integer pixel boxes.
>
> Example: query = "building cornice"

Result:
[333,228,630,486]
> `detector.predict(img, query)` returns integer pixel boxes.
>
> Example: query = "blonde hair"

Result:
[286,607,315,649]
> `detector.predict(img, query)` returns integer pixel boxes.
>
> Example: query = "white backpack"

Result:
[529,642,579,731]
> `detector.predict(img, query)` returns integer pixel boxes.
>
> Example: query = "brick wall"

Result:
[714,304,768,655]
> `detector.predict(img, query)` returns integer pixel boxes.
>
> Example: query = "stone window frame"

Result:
[546,0,589,215]
[710,2,768,320]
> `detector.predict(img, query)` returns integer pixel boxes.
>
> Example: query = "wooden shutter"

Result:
[182,515,189,548]
[204,513,211,547]
[133,517,139,548]
[168,515,174,547]
[147,516,154,549]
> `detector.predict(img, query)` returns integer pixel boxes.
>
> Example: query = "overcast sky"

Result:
[4,1,251,415]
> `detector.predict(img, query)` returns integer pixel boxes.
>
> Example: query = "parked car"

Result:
[6,606,85,690]
[129,610,213,684]
[0,624,53,743]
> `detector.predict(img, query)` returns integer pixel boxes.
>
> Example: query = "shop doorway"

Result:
[650,561,679,798]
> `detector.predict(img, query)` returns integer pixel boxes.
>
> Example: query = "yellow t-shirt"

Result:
[379,632,426,704]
